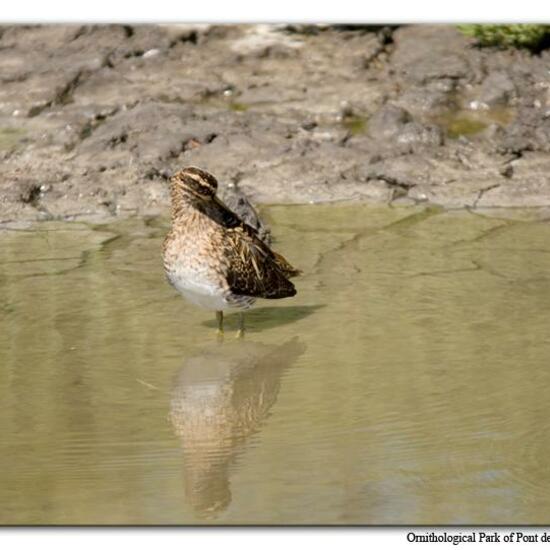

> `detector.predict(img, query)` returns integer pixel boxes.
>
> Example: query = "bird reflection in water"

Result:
[169,337,305,519]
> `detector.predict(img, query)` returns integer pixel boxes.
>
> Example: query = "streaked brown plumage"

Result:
[162,166,300,335]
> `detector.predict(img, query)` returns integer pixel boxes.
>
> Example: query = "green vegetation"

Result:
[444,116,487,139]
[0,127,26,150]
[458,24,550,50]
[228,101,249,112]
[341,115,367,135]
[433,106,516,139]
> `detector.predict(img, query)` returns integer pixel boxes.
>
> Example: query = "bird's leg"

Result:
[236,312,245,339]
[216,311,224,338]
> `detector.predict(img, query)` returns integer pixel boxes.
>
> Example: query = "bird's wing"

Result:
[209,196,300,275]
[197,194,262,237]
[223,227,297,299]
[198,193,300,297]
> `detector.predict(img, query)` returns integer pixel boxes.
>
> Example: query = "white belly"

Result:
[167,266,255,312]
[166,253,255,311]
[169,270,230,311]
[180,286,231,311]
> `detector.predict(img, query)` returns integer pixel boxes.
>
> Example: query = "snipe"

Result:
[163,167,300,336]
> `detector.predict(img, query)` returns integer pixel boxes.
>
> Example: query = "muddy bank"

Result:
[1,23,550,224]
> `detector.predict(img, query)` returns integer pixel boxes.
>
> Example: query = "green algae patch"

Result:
[341,115,367,135]
[434,106,515,139]
[0,127,26,150]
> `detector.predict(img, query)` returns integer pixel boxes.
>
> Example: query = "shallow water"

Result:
[2,204,550,524]
[0,127,26,151]
[431,105,515,138]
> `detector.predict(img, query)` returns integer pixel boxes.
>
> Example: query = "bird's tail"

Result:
[273,251,302,278]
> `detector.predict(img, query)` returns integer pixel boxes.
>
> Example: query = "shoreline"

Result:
[1,24,550,224]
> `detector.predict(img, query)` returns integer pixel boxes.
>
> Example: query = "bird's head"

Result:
[170,167,218,199]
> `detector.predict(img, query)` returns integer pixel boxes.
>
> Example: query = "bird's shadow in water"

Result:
[202,304,325,332]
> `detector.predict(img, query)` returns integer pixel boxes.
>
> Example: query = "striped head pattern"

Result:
[170,167,218,199]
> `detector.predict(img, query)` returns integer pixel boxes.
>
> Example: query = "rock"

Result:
[73,102,219,168]
[158,24,213,43]
[219,184,272,243]
[368,104,443,147]
[392,25,475,84]
[475,178,550,208]
[395,83,457,115]
[474,71,517,108]
[142,49,161,59]
[498,102,550,153]
[396,122,444,147]
[361,179,393,202]
[364,155,434,190]
[368,103,411,138]
[230,25,303,58]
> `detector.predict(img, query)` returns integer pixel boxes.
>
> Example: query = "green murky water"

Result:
[2,204,550,524]
[341,115,368,135]
[433,106,515,139]
[0,127,26,151]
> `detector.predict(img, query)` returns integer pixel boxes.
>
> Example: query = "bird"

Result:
[162,166,300,337]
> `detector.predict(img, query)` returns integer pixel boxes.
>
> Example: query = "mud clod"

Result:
[1,24,550,223]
